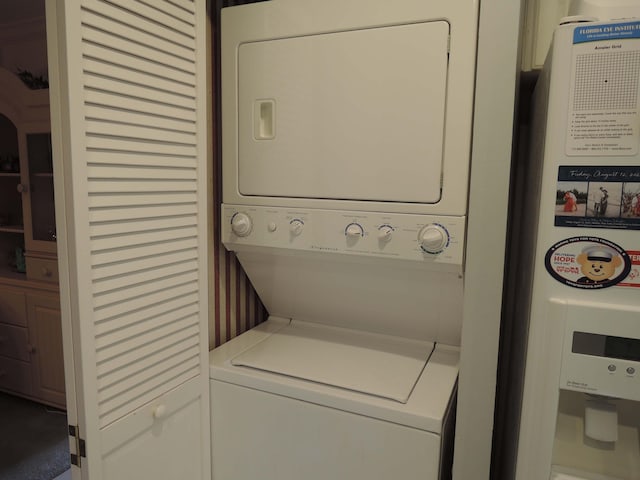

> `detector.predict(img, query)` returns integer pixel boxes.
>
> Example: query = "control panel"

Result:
[559,300,640,402]
[222,204,465,268]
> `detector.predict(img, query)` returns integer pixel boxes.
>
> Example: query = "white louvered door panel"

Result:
[46,1,210,479]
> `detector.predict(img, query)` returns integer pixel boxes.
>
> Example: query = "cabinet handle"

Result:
[0,336,5,344]
[41,267,52,277]
[16,184,28,193]
[0,370,5,377]
[27,344,35,354]
[152,404,167,419]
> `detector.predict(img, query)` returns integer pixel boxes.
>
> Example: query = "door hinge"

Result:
[69,424,86,467]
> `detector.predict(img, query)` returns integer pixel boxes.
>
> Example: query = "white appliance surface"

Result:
[552,473,592,480]
[222,206,465,344]
[211,317,459,433]
[238,21,448,203]
[221,204,466,267]
[211,319,457,479]
[515,17,640,480]
[222,0,479,216]
[230,319,435,403]
[215,1,476,478]
[567,0,640,21]
[211,380,444,480]
[551,465,626,480]
[558,300,640,402]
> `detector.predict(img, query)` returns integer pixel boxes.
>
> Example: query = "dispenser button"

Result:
[626,367,636,376]
[607,364,617,373]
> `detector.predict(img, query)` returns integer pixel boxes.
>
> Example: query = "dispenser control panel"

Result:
[559,300,640,401]
[221,204,465,268]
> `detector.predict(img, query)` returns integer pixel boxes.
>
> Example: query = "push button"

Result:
[607,364,617,373]
[626,367,636,376]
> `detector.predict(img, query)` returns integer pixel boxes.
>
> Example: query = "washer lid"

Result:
[230,320,434,403]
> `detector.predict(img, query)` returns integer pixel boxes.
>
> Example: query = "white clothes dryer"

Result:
[213,1,479,479]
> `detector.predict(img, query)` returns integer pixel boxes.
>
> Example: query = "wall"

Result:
[0,16,48,80]
[210,231,267,347]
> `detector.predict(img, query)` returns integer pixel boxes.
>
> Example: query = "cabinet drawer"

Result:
[0,323,29,361]
[26,256,59,284]
[0,355,32,396]
[0,288,28,327]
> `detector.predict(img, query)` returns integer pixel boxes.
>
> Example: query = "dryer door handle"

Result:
[254,99,275,140]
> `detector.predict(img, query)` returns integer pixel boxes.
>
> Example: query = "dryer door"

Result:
[237,21,449,204]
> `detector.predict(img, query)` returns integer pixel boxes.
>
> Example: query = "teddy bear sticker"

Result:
[545,237,632,289]
[576,245,623,284]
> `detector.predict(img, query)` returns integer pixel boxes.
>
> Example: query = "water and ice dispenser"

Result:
[549,301,640,479]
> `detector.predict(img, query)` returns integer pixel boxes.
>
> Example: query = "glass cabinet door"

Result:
[24,132,56,254]
[0,113,25,277]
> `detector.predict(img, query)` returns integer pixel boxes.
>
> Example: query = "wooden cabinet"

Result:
[0,66,63,409]
[0,66,55,280]
[0,285,31,395]
[0,279,64,408]
[27,293,65,407]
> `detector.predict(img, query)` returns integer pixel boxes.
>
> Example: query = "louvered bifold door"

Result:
[47,1,210,478]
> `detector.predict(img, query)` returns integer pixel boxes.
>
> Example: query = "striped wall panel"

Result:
[211,242,267,347]
[210,0,267,348]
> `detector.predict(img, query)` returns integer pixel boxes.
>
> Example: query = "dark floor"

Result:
[0,392,69,480]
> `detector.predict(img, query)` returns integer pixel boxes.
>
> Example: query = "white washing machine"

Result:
[212,1,479,479]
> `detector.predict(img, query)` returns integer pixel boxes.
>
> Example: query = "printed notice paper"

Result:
[567,21,640,156]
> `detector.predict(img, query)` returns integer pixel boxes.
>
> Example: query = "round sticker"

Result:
[545,236,631,289]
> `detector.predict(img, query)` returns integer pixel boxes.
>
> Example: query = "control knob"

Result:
[290,219,304,236]
[345,223,364,238]
[377,225,393,243]
[418,224,449,254]
[231,212,252,237]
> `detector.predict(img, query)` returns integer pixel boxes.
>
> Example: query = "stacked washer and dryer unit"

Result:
[211,1,479,479]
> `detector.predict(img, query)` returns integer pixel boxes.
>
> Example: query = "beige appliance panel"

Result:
[237,21,449,203]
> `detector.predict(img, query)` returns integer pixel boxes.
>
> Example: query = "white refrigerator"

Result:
[510,14,640,480]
